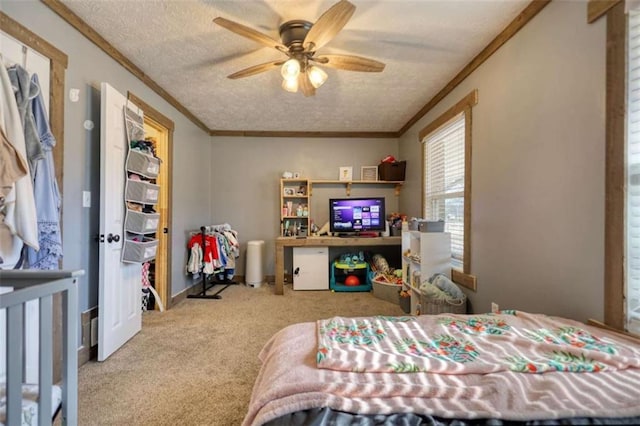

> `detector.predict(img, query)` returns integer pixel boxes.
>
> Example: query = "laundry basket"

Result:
[245,240,265,287]
[419,293,467,315]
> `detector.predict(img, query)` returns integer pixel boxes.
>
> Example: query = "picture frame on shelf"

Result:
[283,187,295,196]
[339,166,353,181]
[361,166,378,181]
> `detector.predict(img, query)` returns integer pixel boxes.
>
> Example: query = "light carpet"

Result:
[76,282,404,425]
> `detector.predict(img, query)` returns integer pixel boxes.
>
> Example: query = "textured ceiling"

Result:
[59,0,530,134]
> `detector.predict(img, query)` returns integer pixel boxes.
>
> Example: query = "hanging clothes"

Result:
[25,73,63,270]
[186,225,240,281]
[0,62,39,268]
[0,127,28,207]
[7,64,43,178]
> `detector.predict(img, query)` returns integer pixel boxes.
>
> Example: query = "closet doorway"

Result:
[128,93,174,310]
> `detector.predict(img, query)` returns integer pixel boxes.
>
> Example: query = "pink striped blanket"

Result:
[316,311,640,374]
[242,312,640,426]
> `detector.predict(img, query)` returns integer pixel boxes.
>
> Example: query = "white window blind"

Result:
[626,12,640,334]
[423,112,465,268]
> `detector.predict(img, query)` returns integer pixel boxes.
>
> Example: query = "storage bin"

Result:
[371,277,401,305]
[419,292,467,315]
[399,293,411,313]
[125,210,160,234]
[418,220,445,232]
[122,237,159,263]
[410,284,423,315]
[127,150,160,178]
[378,161,406,181]
[125,179,159,204]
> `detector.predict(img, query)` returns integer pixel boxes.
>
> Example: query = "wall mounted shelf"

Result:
[309,180,404,196]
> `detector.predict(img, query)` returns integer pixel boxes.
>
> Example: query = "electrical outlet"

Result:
[491,302,499,313]
[90,317,98,347]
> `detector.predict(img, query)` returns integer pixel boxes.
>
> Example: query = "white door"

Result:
[98,82,141,361]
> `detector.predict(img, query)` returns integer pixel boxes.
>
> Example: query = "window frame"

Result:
[419,90,478,291]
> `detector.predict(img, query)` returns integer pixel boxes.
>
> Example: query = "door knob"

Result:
[113,234,120,242]
[294,267,300,276]
[107,233,120,243]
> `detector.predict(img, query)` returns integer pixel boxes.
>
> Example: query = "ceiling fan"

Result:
[213,0,385,96]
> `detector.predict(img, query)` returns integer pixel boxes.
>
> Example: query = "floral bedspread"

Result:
[316,311,640,374]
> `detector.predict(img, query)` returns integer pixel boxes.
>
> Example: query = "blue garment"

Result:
[26,73,62,270]
[7,64,42,178]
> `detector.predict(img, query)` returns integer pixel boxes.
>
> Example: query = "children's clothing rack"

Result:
[187,225,239,300]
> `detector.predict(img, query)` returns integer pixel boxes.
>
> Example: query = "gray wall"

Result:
[399,1,606,322]
[4,2,212,312]
[210,137,399,277]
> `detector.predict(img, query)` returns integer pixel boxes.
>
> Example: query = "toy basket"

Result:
[371,275,401,305]
[419,293,467,315]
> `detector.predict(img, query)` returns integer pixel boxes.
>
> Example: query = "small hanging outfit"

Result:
[25,73,63,269]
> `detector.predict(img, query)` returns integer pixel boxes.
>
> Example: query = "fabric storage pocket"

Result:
[122,236,159,263]
[127,150,160,178]
[125,179,159,204]
[125,210,160,234]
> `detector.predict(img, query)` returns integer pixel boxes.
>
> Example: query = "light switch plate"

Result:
[82,191,91,208]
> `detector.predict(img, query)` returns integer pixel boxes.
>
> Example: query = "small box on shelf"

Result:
[378,161,406,181]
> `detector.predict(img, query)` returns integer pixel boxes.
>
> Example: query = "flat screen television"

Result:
[329,197,386,236]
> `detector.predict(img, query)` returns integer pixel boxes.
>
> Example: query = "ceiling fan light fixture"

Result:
[308,66,328,89]
[281,59,300,80]
[282,77,299,93]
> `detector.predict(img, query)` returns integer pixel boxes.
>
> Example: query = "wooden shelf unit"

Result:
[280,178,310,236]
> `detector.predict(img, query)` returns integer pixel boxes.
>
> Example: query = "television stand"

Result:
[274,236,402,295]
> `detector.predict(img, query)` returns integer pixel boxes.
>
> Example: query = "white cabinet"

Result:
[401,224,451,314]
[293,247,329,290]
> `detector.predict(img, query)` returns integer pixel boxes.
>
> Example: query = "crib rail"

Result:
[0,270,83,426]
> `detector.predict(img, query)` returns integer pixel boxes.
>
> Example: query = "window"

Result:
[419,90,477,284]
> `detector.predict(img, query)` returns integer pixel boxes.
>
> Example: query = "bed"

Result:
[0,270,83,426]
[242,311,640,426]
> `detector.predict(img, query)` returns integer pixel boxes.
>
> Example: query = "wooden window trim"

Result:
[420,90,478,291]
[603,2,626,330]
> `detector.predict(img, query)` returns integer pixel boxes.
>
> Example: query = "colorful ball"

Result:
[345,275,360,286]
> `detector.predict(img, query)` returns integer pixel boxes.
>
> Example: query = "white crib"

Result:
[0,270,83,426]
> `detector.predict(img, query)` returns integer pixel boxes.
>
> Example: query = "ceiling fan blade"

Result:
[214,17,286,51]
[303,0,356,51]
[313,54,385,72]
[298,72,316,97]
[227,61,283,79]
